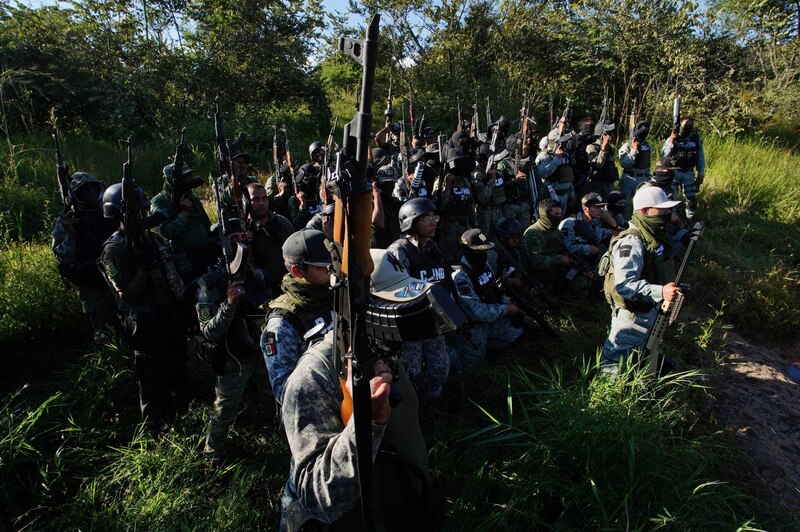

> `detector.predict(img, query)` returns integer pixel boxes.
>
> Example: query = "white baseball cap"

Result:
[370,248,433,303]
[632,185,681,211]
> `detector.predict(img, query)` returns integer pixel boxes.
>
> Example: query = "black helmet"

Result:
[422,127,436,138]
[494,217,523,239]
[505,134,518,155]
[398,197,437,233]
[372,148,390,168]
[408,147,424,167]
[308,141,324,161]
[446,147,467,169]
[102,182,149,219]
[632,120,650,141]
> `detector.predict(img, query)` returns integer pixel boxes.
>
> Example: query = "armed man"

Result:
[99,182,190,436]
[260,230,335,405]
[265,163,295,219]
[449,229,525,371]
[584,119,619,197]
[472,141,507,237]
[195,216,270,467]
[150,162,214,278]
[51,172,119,344]
[619,120,653,214]
[433,147,476,265]
[393,148,430,203]
[487,216,523,277]
[600,185,691,372]
[662,115,705,221]
[497,134,533,228]
[288,163,325,229]
[246,182,295,297]
[536,131,576,214]
[573,117,596,194]
[387,198,450,399]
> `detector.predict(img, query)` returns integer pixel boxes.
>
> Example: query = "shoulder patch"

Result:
[197,304,213,323]
[618,245,632,258]
[103,259,119,278]
[456,282,473,296]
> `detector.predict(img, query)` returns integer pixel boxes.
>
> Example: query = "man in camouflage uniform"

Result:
[371,148,403,248]
[472,142,507,237]
[393,148,430,203]
[265,163,294,219]
[288,163,324,229]
[98,183,189,436]
[449,229,524,371]
[246,182,294,298]
[261,230,334,405]
[661,116,705,220]
[497,135,533,228]
[619,121,653,216]
[195,218,270,465]
[279,250,442,531]
[584,121,619,198]
[558,193,618,265]
[150,162,214,278]
[536,131,576,214]
[601,186,690,372]
[387,198,450,399]
[433,147,476,265]
[51,172,118,343]
[521,199,589,295]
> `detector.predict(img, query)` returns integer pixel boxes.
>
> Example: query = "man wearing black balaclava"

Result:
[661,116,705,221]
[573,117,596,193]
[618,120,653,216]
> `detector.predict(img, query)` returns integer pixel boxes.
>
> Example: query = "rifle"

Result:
[629,98,637,141]
[212,169,249,282]
[408,86,415,137]
[399,108,409,179]
[598,89,614,135]
[272,124,282,181]
[331,14,380,530]
[471,95,479,140]
[557,98,572,137]
[433,133,447,207]
[457,95,462,132]
[557,241,600,293]
[120,136,138,252]
[416,110,426,139]
[642,222,704,375]
[52,127,72,211]
[384,77,395,127]
[283,126,295,181]
[493,241,561,313]
[324,116,340,188]
[549,95,554,130]
[168,127,189,215]
[484,117,503,174]
[672,97,681,135]
[485,96,493,128]
[214,96,251,219]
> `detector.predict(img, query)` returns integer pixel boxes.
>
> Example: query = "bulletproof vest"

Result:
[589,142,620,183]
[603,228,672,311]
[268,296,334,344]
[673,133,700,169]
[204,271,262,361]
[498,159,530,202]
[633,142,652,170]
[460,261,503,304]
[306,199,323,216]
[59,209,117,286]
[442,178,473,217]
[392,237,447,283]
[573,133,593,177]
[250,217,289,294]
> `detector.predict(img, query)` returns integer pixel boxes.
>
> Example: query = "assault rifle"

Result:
[272,124,283,181]
[408,86,415,136]
[485,117,503,174]
[471,94,479,140]
[52,127,72,211]
[399,108,409,179]
[120,136,137,252]
[493,241,561,314]
[416,110,426,140]
[433,133,447,207]
[331,14,380,530]
[212,171,249,282]
[324,117,339,188]
[642,222,704,375]
[457,95,463,132]
[283,126,295,180]
[598,90,614,135]
[629,98,637,141]
[557,241,600,294]
[557,98,572,137]
[672,98,681,135]
[384,78,395,127]
[214,95,251,220]
[168,127,203,215]
[485,96,493,128]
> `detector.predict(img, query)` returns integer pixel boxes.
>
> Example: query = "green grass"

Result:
[0,130,795,529]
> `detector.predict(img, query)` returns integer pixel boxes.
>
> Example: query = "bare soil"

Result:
[713,331,800,517]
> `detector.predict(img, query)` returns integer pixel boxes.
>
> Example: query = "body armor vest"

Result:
[604,228,673,311]
[589,143,620,183]
[443,179,474,217]
[633,142,652,170]
[673,133,700,169]
[460,261,503,304]
[60,209,117,286]
[392,237,447,284]
[251,217,289,294]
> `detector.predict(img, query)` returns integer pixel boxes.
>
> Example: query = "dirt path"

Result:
[713,331,800,515]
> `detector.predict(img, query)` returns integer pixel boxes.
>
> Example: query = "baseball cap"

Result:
[460,228,494,251]
[632,185,681,211]
[581,192,607,207]
[163,162,193,177]
[654,157,680,174]
[370,248,434,303]
[282,229,332,267]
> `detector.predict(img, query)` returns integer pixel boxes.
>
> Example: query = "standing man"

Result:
[601,186,685,372]
[246,182,295,298]
[584,121,619,197]
[288,163,324,229]
[51,172,119,343]
[662,116,705,221]
[99,183,189,436]
[150,162,214,278]
[433,147,476,265]
[618,121,653,215]
[387,198,450,399]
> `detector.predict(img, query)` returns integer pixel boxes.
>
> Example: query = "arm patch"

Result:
[618,245,633,258]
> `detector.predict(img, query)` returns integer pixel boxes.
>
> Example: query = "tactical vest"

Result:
[59,210,117,287]
[442,180,474,218]
[267,296,334,345]
[632,143,652,170]
[589,143,620,183]
[550,151,574,183]
[603,228,672,311]
[391,237,447,284]
[251,217,289,294]
[459,261,503,304]
[573,134,593,178]
[673,133,700,169]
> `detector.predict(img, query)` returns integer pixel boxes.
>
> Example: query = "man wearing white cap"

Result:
[601,185,685,371]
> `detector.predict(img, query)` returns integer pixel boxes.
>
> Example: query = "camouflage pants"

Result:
[477,204,503,239]
[78,283,118,339]
[502,201,532,228]
[672,169,698,218]
[437,218,470,266]
[601,306,657,368]
[204,353,258,459]
[401,335,450,399]
[448,317,524,371]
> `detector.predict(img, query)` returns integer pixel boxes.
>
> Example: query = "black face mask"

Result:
[680,124,693,136]
[579,122,595,136]
[608,202,625,215]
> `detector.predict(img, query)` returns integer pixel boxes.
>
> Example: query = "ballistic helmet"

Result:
[494,217,523,239]
[399,197,437,233]
[408,147,425,167]
[372,148,390,168]
[309,141,324,160]
[102,182,150,219]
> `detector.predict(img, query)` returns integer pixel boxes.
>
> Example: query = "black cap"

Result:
[581,193,607,207]
[654,156,680,175]
[423,127,436,137]
[282,229,332,267]
[460,228,494,251]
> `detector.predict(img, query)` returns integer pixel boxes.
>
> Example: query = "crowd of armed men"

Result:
[51,93,705,530]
